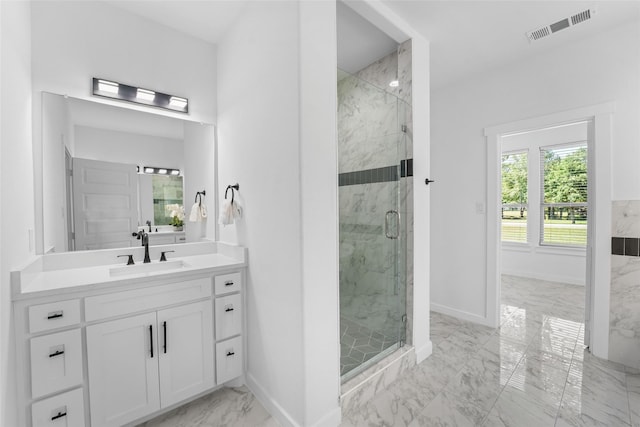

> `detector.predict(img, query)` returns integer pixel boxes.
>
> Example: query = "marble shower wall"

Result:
[609,200,640,369]
[338,39,413,347]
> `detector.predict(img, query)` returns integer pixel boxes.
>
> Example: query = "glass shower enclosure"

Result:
[338,68,410,381]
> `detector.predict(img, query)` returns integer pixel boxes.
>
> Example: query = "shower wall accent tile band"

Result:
[338,159,413,187]
[609,200,640,369]
[611,237,640,257]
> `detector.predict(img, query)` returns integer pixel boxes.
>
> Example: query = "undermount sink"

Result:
[109,259,187,277]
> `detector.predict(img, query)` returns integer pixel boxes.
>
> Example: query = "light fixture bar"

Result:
[140,166,181,176]
[92,78,188,113]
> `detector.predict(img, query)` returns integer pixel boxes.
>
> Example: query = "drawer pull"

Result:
[226,350,235,357]
[225,307,234,312]
[47,311,63,320]
[49,350,65,358]
[51,411,67,421]
[225,281,234,287]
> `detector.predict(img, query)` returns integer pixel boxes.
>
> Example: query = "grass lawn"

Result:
[502,221,587,245]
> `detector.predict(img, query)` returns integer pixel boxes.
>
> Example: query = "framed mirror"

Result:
[38,92,215,253]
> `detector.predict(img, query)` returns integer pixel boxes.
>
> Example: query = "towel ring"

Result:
[195,190,206,205]
[225,184,240,203]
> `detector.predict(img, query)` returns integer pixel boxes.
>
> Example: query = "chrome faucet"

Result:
[133,230,151,263]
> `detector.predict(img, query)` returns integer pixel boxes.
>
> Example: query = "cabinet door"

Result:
[157,301,214,407]
[86,312,160,427]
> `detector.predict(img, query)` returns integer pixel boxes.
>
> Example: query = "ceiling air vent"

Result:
[526,8,596,42]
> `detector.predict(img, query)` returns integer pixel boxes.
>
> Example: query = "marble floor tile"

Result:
[411,389,487,427]
[138,386,275,427]
[483,383,558,427]
[344,386,423,427]
[443,348,505,412]
[135,275,639,427]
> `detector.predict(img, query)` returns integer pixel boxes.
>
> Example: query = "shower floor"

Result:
[340,316,397,377]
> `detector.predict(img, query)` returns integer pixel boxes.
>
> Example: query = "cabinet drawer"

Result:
[30,329,83,398]
[32,388,85,427]
[215,336,243,384]
[29,299,81,334]
[148,235,176,246]
[215,294,242,341]
[214,272,241,295]
[85,277,212,322]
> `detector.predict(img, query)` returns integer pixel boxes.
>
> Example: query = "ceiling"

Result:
[106,0,640,90]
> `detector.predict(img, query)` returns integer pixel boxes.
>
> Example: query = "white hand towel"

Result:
[232,198,242,220]
[199,203,208,219]
[189,202,200,222]
[218,199,234,225]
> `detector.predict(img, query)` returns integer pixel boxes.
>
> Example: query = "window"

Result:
[540,143,587,246]
[501,151,528,243]
[152,175,184,225]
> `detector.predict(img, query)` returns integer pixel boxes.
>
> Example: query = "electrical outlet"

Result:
[476,202,486,214]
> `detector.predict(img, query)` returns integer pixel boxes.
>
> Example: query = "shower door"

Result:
[338,70,408,381]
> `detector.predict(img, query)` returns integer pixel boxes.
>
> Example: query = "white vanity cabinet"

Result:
[86,300,214,427]
[13,264,246,427]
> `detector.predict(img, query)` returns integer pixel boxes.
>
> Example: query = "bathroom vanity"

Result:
[11,241,246,427]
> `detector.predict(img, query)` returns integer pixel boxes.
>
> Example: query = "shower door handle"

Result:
[385,210,400,239]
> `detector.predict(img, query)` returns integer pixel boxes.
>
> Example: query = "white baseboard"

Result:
[246,372,300,427]
[246,372,342,427]
[414,340,433,364]
[501,269,585,286]
[431,303,494,327]
[309,407,342,427]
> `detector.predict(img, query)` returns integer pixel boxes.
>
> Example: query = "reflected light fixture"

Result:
[92,78,188,113]
[140,166,181,176]
[389,80,399,87]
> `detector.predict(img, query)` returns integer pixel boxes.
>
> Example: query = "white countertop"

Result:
[12,242,247,300]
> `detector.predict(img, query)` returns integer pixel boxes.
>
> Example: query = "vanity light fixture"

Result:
[92,78,189,113]
[169,96,188,109]
[136,88,156,102]
[140,166,181,176]
[97,79,120,94]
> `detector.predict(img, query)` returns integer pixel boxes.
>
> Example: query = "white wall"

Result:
[41,92,70,252]
[0,2,33,425]
[216,3,304,424]
[31,1,217,254]
[31,1,216,124]
[74,126,184,169]
[431,21,640,322]
[299,2,341,425]
[217,2,341,426]
[183,122,216,243]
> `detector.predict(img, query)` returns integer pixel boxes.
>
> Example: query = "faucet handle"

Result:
[160,251,175,262]
[117,254,135,265]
